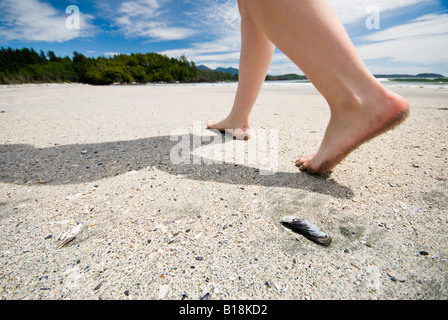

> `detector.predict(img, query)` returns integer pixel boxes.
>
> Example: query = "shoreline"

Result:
[2,76,448,89]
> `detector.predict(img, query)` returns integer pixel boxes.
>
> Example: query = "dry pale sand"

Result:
[0,82,447,300]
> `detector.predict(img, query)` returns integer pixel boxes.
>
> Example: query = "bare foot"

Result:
[295,89,410,174]
[206,117,251,140]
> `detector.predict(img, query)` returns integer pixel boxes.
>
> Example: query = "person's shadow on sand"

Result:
[0,133,353,199]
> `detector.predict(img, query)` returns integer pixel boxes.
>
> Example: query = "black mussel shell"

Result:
[281,216,332,246]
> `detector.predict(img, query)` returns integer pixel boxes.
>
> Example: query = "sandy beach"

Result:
[0,82,447,300]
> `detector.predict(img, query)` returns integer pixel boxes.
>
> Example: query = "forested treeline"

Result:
[0,47,236,85]
[0,47,77,84]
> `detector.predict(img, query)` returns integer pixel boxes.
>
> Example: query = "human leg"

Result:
[206,0,275,140]
[239,0,409,172]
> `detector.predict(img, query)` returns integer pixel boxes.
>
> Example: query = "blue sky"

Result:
[1,0,447,75]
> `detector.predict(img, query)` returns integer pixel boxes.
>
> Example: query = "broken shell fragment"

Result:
[56,222,83,249]
[280,216,332,246]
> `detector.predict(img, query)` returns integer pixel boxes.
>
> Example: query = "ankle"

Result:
[227,114,250,130]
[328,92,364,117]
[330,85,409,121]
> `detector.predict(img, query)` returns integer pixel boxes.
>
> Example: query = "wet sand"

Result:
[0,83,447,300]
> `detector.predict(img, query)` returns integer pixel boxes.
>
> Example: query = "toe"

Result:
[295,160,305,168]
[295,156,305,167]
[297,156,319,175]
[295,154,314,167]
[298,161,311,171]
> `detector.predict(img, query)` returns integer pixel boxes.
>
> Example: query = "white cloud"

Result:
[363,13,448,42]
[357,14,448,65]
[0,0,95,42]
[268,52,302,75]
[200,0,241,32]
[192,52,241,67]
[119,0,161,17]
[161,0,442,74]
[114,0,196,41]
[103,52,120,56]
[159,0,241,67]
[159,47,240,70]
[364,65,435,75]
[143,27,197,41]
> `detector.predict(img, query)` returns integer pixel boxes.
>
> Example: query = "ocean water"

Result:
[143,77,448,90]
[103,77,448,90]
[377,77,448,89]
[196,78,448,89]
[263,77,448,89]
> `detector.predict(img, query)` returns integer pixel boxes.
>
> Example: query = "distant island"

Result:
[374,73,445,78]
[197,65,239,76]
[195,65,238,82]
[197,66,446,82]
[265,74,308,81]
[0,47,446,85]
[264,73,447,81]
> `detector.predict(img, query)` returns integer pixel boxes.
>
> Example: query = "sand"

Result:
[0,82,447,300]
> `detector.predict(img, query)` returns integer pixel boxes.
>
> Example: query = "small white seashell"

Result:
[193,232,202,240]
[57,222,83,249]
